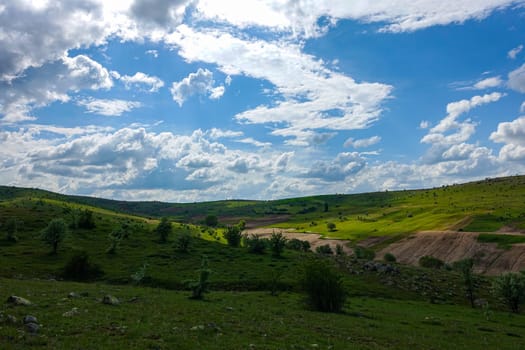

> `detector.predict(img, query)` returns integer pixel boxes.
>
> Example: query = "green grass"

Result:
[477,233,525,249]
[1,277,524,349]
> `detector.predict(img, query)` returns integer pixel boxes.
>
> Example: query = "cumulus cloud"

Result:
[508,44,523,59]
[170,68,226,106]
[207,128,243,139]
[521,102,525,113]
[508,63,525,93]
[304,152,366,182]
[78,98,142,116]
[0,54,112,122]
[130,0,190,27]
[420,120,431,129]
[118,72,164,92]
[235,138,272,148]
[344,136,381,148]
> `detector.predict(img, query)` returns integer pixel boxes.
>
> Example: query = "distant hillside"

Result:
[1,175,525,238]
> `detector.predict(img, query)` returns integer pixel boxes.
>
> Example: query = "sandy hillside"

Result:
[377,231,525,275]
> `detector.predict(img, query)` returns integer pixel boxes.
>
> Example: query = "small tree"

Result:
[383,252,397,263]
[244,234,267,254]
[326,222,336,232]
[353,246,375,260]
[205,215,218,227]
[156,217,172,243]
[41,218,67,254]
[187,256,212,300]
[316,244,333,256]
[77,209,96,229]
[224,225,242,247]
[175,230,192,253]
[269,231,287,257]
[453,258,477,308]
[419,255,444,269]
[301,258,346,312]
[493,272,525,313]
[4,218,20,242]
[106,228,123,254]
[335,244,345,256]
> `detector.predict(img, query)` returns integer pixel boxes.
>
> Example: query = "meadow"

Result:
[1,176,525,349]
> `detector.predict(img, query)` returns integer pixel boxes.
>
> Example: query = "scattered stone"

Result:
[68,292,80,299]
[6,295,31,306]
[102,295,120,305]
[128,296,139,303]
[25,322,40,334]
[225,306,234,311]
[23,315,38,324]
[474,298,488,308]
[6,315,17,324]
[190,325,205,331]
[62,307,79,317]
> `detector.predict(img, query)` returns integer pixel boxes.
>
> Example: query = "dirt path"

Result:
[243,228,353,253]
[377,230,525,275]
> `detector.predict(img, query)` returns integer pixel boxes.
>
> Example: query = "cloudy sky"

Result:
[1,0,525,202]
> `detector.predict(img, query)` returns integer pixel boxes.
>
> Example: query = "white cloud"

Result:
[521,102,525,113]
[508,63,525,93]
[472,76,502,90]
[195,0,524,37]
[78,98,142,116]
[170,68,226,106]
[0,54,112,122]
[490,116,525,146]
[166,25,392,143]
[130,0,190,27]
[207,128,244,139]
[423,92,503,143]
[420,120,431,129]
[304,152,366,182]
[508,44,523,59]
[119,72,164,92]
[344,136,381,148]
[235,138,272,148]
[146,50,159,58]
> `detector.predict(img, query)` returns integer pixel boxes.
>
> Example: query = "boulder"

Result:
[6,295,31,306]
[102,295,120,305]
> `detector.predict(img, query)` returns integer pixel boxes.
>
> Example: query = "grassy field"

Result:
[1,277,525,350]
[1,176,525,349]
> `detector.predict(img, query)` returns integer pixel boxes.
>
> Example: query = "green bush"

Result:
[62,251,103,281]
[156,217,172,243]
[244,234,267,254]
[335,244,345,256]
[301,259,347,312]
[205,215,218,227]
[316,244,333,255]
[383,252,396,263]
[41,218,67,254]
[224,225,242,247]
[286,238,310,252]
[353,246,376,260]
[493,272,525,313]
[326,222,336,232]
[175,231,193,253]
[269,231,287,257]
[419,256,444,269]
[187,256,212,300]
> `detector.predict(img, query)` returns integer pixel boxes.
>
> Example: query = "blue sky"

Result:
[1,1,525,202]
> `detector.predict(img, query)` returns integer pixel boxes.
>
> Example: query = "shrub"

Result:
[335,244,345,256]
[326,222,336,232]
[175,231,193,253]
[205,215,218,227]
[316,244,333,256]
[131,263,148,285]
[419,255,444,269]
[493,272,525,313]
[269,231,287,257]
[224,225,242,247]
[187,256,212,300]
[286,238,310,252]
[453,258,477,307]
[106,228,123,254]
[156,217,172,243]
[77,209,95,229]
[62,251,103,281]
[301,258,346,312]
[353,246,376,260]
[383,252,397,263]
[4,218,19,242]
[41,218,67,254]
[244,234,267,254]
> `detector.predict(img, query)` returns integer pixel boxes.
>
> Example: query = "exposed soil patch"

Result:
[378,231,525,275]
[243,228,353,253]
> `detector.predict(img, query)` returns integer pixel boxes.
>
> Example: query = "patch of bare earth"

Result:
[377,231,525,275]
[243,228,353,253]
